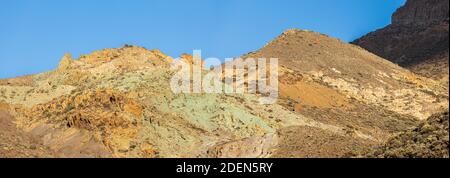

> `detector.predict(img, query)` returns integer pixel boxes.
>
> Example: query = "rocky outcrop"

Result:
[15,89,145,157]
[353,0,449,82]
[392,0,449,26]
[57,53,75,72]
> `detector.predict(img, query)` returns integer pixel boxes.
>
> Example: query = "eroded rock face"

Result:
[353,0,449,82]
[15,89,144,157]
[392,0,449,26]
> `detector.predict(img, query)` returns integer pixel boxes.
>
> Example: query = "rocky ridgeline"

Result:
[392,0,449,26]
[353,0,449,82]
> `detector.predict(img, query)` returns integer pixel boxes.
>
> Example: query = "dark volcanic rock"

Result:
[392,0,449,26]
[353,0,449,81]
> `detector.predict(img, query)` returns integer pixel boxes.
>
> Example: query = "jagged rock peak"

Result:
[57,53,74,72]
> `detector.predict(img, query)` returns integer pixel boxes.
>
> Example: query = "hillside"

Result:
[244,29,447,120]
[353,0,449,84]
[240,29,448,157]
[367,112,449,158]
[1,30,448,157]
[0,45,370,157]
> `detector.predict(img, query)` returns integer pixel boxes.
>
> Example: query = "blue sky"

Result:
[0,0,406,78]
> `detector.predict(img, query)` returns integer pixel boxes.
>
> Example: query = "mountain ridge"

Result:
[1,28,448,158]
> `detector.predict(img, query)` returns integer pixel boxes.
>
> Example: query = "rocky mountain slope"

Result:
[244,29,447,120]
[241,29,448,157]
[353,0,449,84]
[367,112,449,158]
[0,102,55,158]
[1,29,448,157]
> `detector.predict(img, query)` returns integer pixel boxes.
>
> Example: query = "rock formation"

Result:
[353,0,449,83]
[392,0,449,26]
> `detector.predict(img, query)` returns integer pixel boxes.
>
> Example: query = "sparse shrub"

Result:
[123,44,134,48]
[42,110,51,118]
[65,105,75,112]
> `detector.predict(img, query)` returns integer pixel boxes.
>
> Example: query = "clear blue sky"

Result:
[0,0,406,78]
